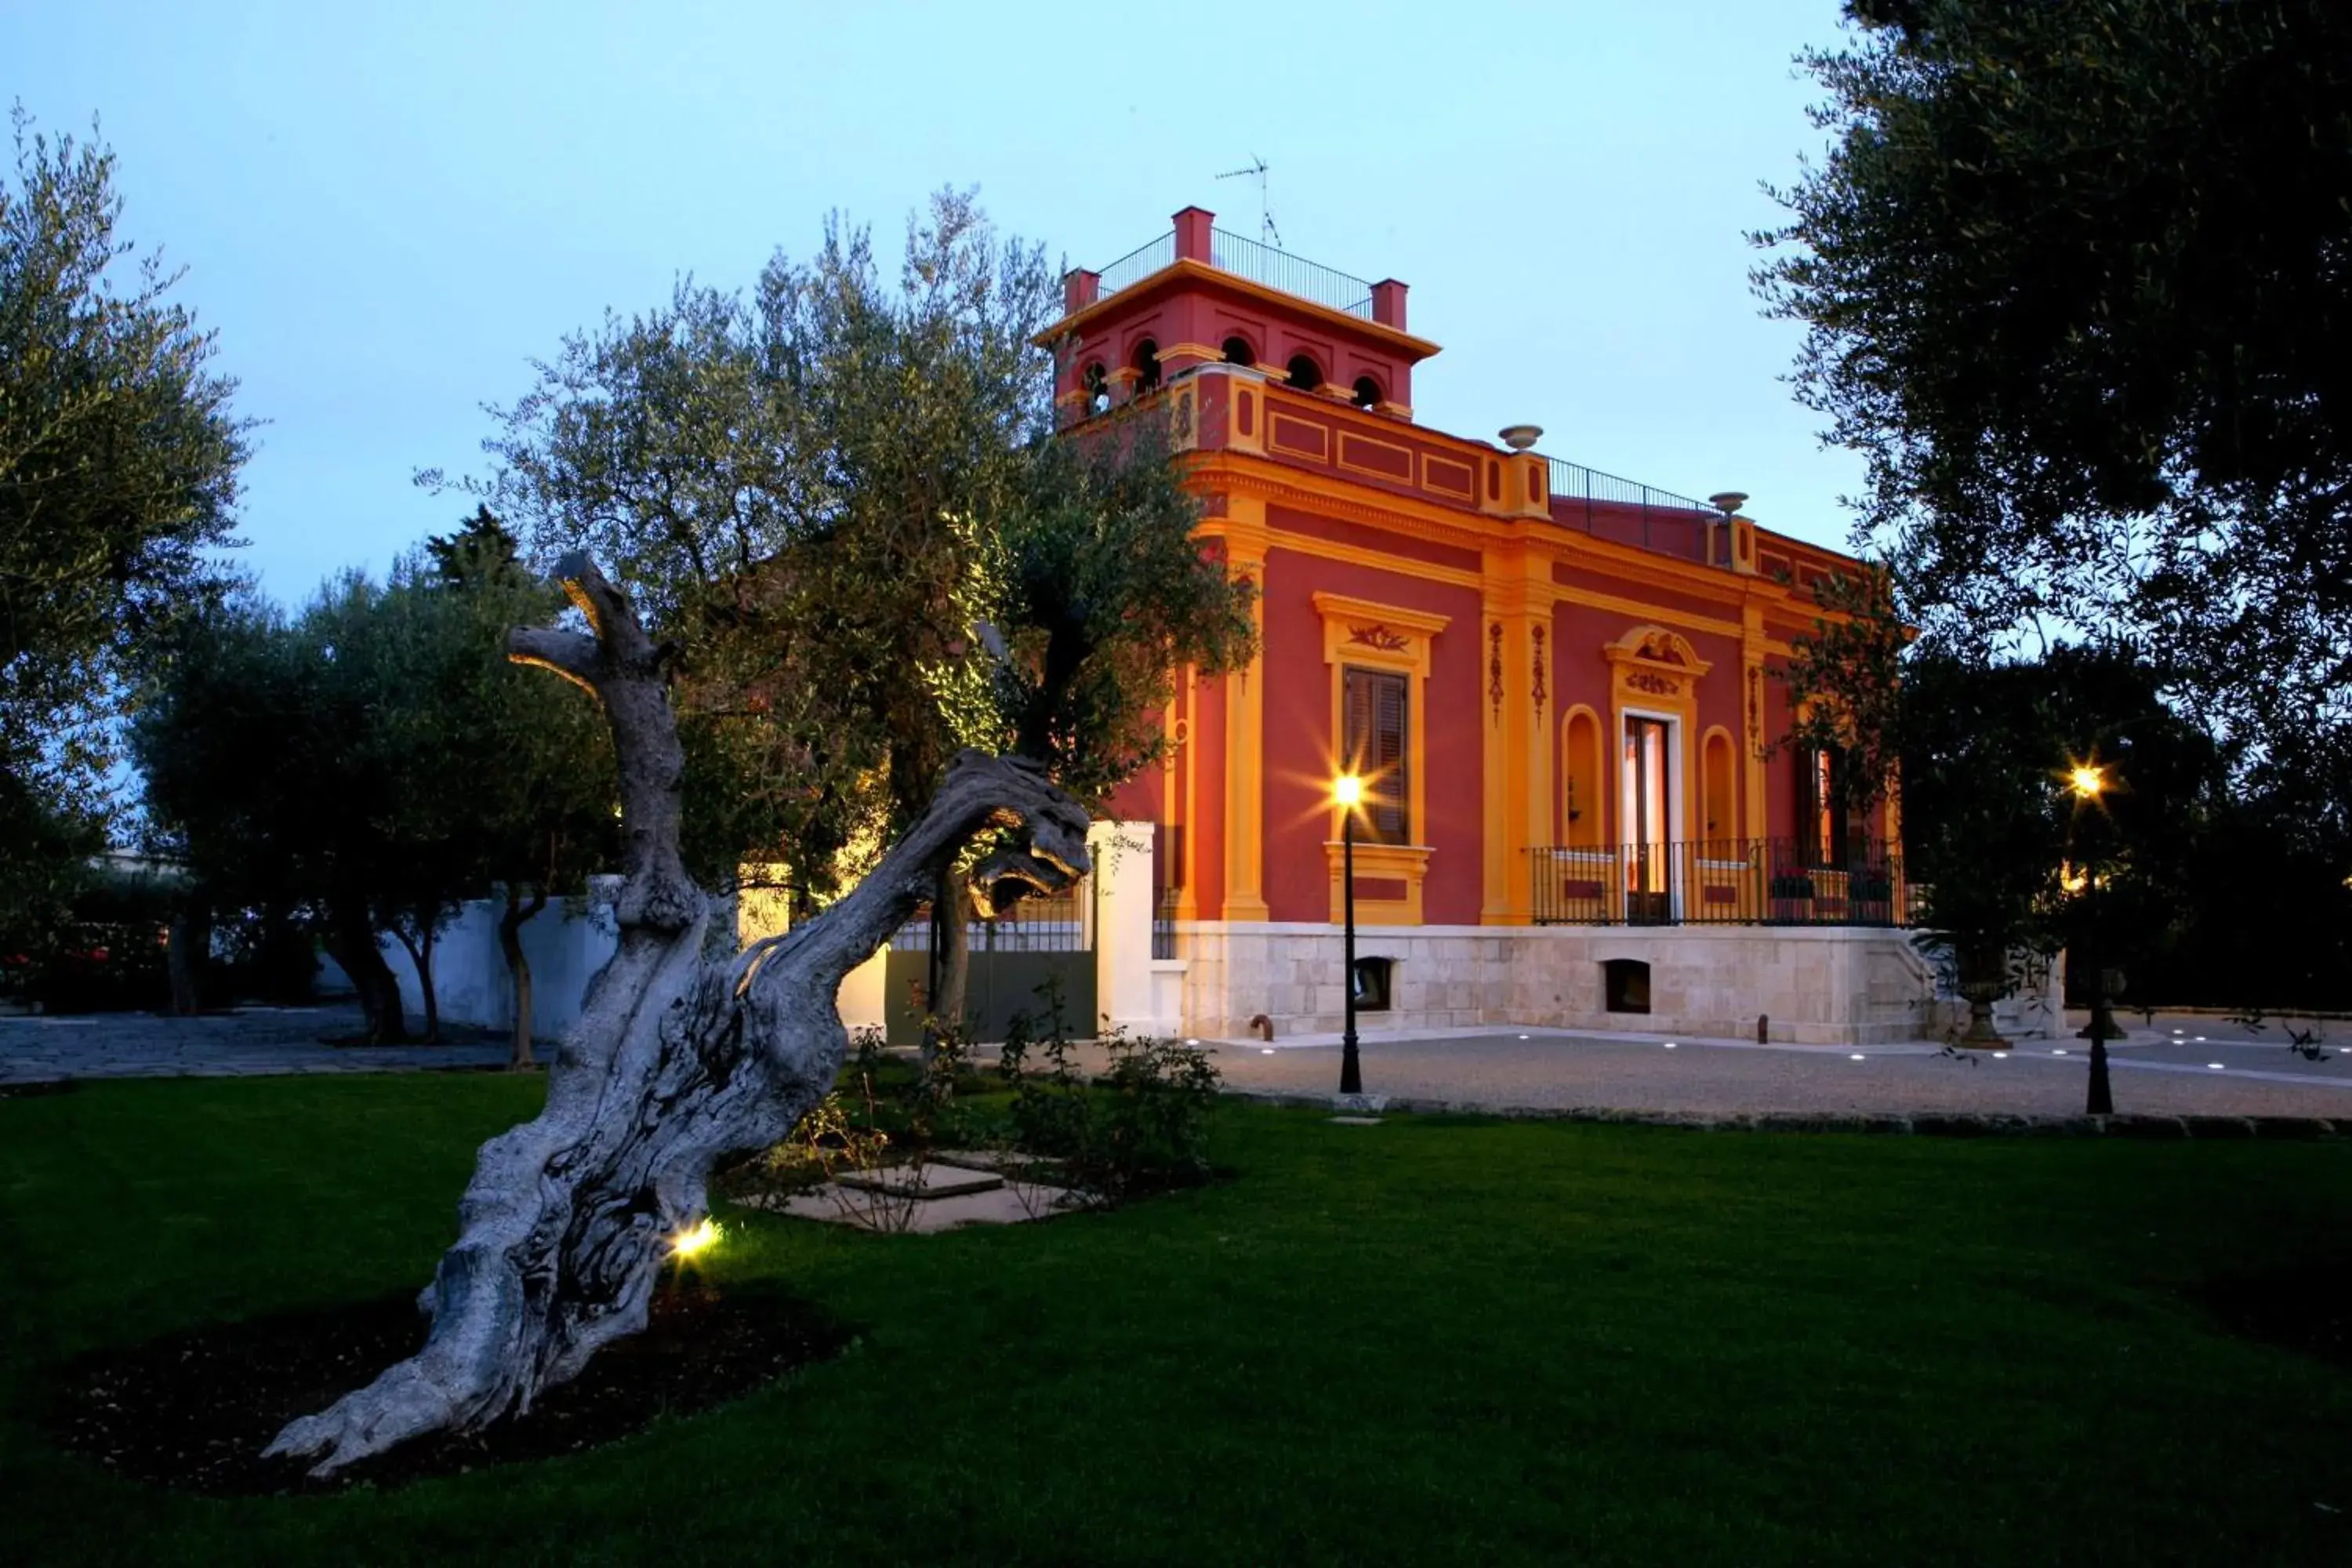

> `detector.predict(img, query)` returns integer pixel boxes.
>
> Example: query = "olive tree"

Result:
[263,200,1252,1472]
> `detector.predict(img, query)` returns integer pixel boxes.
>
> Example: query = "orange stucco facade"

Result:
[1053,207,1892,938]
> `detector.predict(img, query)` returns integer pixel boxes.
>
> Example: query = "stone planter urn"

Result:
[1955,945,2009,1048]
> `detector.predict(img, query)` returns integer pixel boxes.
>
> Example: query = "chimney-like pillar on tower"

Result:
[1173,206,1215,263]
[1371,278,1409,331]
[1063,268,1101,314]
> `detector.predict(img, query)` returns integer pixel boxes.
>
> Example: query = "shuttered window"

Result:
[1342,666,1411,844]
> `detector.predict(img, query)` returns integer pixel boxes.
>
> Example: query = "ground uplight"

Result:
[669,1217,720,1258]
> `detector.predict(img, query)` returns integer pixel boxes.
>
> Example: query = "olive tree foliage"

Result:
[1782,566,2239,1036]
[416,508,619,1064]
[1754,1,2352,739]
[430,189,1254,909]
[1,106,249,940]
[133,518,616,1043]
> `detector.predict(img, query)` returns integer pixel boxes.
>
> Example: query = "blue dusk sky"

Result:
[7,0,1865,605]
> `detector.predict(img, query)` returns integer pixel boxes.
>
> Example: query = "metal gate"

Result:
[882,877,1096,1045]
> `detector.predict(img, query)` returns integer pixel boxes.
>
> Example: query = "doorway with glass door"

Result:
[1621,715,1675,924]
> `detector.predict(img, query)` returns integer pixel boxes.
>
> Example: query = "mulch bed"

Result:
[45,1281,852,1496]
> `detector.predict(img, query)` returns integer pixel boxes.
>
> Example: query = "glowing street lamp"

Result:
[2065,758,2116,1114]
[1334,773,1365,1097]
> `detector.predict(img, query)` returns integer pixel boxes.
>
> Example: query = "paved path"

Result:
[0,1005,510,1083]
[1178,1011,2352,1120]
[7,1003,2347,1122]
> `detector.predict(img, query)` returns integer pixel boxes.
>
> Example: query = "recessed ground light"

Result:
[2194,1036,2207,1042]
[1185,1038,1200,1046]
[1517,1033,1530,1040]
[1261,1048,1276,1055]
[2053,1048,2067,1055]
[1849,1054,1866,1061]
[1993,1051,2010,1059]
[1663,1042,1678,1049]
[2172,1029,2185,1035]
[2208,1062,2225,1070]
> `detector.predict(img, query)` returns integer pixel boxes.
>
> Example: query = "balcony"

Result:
[1529,839,1909,927]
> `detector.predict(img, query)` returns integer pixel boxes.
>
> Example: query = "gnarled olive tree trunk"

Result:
[264,555,1090,1475]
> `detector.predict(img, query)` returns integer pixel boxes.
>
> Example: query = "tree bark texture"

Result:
[264,555,1091,1475]
[166,897,209,1015]
[392,924,441,1043]
[922,862,972,1061]
[500,884,547,1070]
[328,897,407,1044]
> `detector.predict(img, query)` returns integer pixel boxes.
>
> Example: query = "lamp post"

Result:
[2067,762,2115,1116]
[1334,773,1364,1096]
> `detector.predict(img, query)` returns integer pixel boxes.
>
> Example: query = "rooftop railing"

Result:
[1207,228,1374,318]
[1092,226,1376,318]
[1545,456,1729,568]
[1095,232,1175,297]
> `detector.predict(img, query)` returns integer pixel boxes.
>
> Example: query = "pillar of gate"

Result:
[1090,819,1167,1038]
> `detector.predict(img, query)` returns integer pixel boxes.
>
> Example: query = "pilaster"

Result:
[1480,549,1546,924]
[1741,597,1769,841]
[1221,496,1272,921]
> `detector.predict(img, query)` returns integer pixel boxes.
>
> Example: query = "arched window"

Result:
[1703,729,1737,844]
[1563,708,1602,847]
[1221,335,1254,365]
[1285,353,1323,392]
[1132,338,1161,394]
[1082,361,1109,416]
[1351,375,1383,410]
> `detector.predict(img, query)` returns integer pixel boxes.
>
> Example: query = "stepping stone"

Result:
[748,1175,1080,1232]
[835,1162,1005,1199]
[929,1149,1045,1174]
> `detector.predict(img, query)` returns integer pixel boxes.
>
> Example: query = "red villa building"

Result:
[1039,206,1947,1048]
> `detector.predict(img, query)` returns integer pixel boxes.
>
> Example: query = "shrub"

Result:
[996,978,1221,1202]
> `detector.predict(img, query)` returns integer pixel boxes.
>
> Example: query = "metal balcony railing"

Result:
[1207,228,1375,318]
[1528,839,1907,927]
[1544,457,1730,568]
[1091,226,1376,318]
[1096,233,1175,297]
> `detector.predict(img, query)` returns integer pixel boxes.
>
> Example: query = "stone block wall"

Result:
[1174,921,1975,1046]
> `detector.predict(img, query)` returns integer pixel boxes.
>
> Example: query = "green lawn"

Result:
[2,1075,2348,1566]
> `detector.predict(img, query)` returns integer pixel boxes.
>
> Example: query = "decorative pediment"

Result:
[1313,591,1449,672]
[1603,623,1711,705]
[1602,624,1712,677]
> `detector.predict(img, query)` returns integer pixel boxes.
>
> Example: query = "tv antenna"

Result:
[1215,156,1280,248]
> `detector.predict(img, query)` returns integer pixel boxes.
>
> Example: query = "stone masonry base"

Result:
[1174,922,2003,1047]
